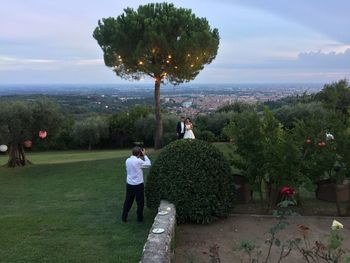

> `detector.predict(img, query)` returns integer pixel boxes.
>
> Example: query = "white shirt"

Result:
[180,122,185,133]
[125,155,151,185]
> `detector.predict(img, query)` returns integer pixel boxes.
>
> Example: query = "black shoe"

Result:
[137,218,143,223]
[122,218,127,223]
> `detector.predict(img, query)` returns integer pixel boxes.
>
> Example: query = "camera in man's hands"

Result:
[138,148,145,157]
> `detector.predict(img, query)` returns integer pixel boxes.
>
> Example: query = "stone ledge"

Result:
[141,200,176,263]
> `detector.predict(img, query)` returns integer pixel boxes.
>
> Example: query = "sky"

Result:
[0,0,349,84]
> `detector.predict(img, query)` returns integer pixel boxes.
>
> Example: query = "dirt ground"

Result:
[174,215,350,263]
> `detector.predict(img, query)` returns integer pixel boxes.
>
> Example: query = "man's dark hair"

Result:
[132,146,142,156]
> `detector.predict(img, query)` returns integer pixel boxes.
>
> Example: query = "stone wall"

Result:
[140,200,176,263]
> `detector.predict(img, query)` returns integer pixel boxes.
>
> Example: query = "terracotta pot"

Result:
[336,184,350,202]
[233,175,252,203]
[316,180,350,203]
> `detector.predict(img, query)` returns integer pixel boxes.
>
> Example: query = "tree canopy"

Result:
[93,2,219,83]
[0,99,62,167]
[93,2,220,148]
[72,116,109,150]
[315,79,350,122]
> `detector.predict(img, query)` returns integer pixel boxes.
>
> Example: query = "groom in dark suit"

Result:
[176,116,186,139]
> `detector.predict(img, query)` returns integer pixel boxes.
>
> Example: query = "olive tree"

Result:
[93,2,219,148]
[0,99,62,167]
[72,116,109,150]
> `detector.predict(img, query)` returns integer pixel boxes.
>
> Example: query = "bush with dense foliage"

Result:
[273,102,328,129]
[72,116,109,150]
[195,130,216,142]
[195,112,236,140]
[146,139,236,223]
[216,101,254,113]
[108,106,153,147]
[224,108,302,209]
[134,113,178,146]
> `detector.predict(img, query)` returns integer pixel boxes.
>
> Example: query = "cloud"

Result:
[297,49,350,69]
[0,56,56,71]
[75,59,104,66]
[195,66,350,84]
[0,55,108,70]
[215,48,350,70]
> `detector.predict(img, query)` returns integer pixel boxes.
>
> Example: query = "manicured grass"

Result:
[213,142,242,174]
[0,150,156,263]
[0,149,132,166]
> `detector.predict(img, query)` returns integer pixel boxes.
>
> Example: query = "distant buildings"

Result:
[182,101,193,108]
[159,87,312,117]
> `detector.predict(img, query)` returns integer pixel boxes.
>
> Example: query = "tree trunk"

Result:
[7,142,32,167]
[154,77,163,149]
[266,182,280,211]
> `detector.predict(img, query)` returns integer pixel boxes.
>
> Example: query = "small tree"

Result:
[315,79,350,124]
[224,109,302,210]
[93,2,219,148]
[0,99,62,167]
[72,116,109,150]
[134,113,178,146]
[108,106,153,147]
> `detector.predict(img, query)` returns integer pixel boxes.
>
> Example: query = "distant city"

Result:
[0,83,324,115]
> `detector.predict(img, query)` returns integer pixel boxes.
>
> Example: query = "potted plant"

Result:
[300,128,349,215]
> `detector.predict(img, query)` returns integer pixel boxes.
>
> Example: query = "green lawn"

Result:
[0,149,132,166]
[0,150,156,263]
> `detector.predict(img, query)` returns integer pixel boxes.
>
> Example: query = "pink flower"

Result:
[281,186,295,197]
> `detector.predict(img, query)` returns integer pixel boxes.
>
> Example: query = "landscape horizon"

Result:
[1,1,349,262]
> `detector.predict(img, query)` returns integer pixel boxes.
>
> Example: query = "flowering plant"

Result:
[331,219,343,230]
[239,200,350,262]
[280,186,295,198]
[294,220,349,262]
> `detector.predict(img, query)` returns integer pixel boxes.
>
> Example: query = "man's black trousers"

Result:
[122,183,144,222]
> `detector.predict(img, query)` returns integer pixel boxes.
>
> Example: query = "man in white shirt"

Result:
[122,146,151,223]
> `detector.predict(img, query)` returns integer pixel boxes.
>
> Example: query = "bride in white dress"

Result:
[183,118,195,139]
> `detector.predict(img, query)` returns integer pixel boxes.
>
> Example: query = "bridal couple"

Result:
[176,116,195,139]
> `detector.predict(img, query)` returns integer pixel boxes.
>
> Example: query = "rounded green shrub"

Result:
[196,130,216,142]
[146,139,236,223]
